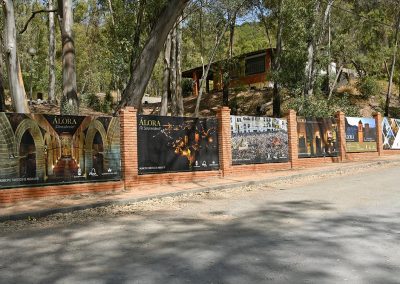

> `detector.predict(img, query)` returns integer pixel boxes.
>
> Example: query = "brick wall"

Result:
[0,181,123,204]
[0,107,394,205]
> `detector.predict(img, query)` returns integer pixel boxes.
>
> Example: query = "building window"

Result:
[245,54,266,76]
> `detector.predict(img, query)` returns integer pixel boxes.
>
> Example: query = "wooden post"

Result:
[193,72,199,97]
[217,107,232,176]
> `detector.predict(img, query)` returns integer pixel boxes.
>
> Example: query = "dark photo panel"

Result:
[137,115,219,174]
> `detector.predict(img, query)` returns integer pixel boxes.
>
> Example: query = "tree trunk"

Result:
[328,65,343,100]
[387,12,400,116]
[170,26,177,116]
[223,13,236,107]
[160,33,172,116]
[130,0,146,74]
[0,44,6,112]
[117,0,189,111]
[175,16,184,116]
[273,0,284,117]
[194,21,230,117]
[2,0,29,113]
[304,1,320,97]
[48,0,56,104]
[327,7,331,96]
[304,0,333,97]
[58,0,79,115]
[107,0,115,26]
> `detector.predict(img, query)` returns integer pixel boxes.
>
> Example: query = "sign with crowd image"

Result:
[297,117,339,158]
[230,116,289,165]
[0,113,121,189]
[382,117,400,150]
[137,115,219,174]
[345,117,377,152]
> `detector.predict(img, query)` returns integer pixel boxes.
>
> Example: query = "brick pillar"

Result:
[374,112,383,156]
[335,111,347,161]
[287,110,299,168]
[120,107,138,189]
[217,107,232,177]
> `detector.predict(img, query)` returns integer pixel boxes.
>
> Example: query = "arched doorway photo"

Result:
[19,131,36,178]
[91,132,104,177]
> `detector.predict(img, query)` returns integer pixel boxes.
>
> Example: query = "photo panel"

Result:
[0,113,121,189]
[137,115,219,174]
[345,117,377,152]
[297,117,339,158]
[230,116,289,165]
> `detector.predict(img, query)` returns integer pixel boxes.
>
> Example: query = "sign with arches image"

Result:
[0,113,121,189]
[297,117,339,158]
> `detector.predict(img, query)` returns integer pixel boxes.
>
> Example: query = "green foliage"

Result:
[3,0,399,116]
[83,93,101,111]
[182,78,193,97]
[82,92,114,114]
[102,93,114,114]
[357,76,381,99]
[228,96,240,114]
[288,94,358,117]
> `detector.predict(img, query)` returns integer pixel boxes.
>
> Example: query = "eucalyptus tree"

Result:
[0,35,5,111]
[117,0,191,112]
[257,0,284,116]
[1,0,29,113]
[194,0,251,117]
[57,0,79,114]
[48,0,56,104]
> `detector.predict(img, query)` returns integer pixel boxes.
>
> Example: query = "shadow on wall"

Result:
[1,200,399,283]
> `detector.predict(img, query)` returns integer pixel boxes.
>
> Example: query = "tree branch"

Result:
[20,9,58,34]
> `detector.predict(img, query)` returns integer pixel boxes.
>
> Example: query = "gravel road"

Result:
[1,165,400,283]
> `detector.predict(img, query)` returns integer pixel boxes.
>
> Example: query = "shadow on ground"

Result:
[1,199,399,284]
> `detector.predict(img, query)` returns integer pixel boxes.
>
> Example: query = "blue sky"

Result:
[346,117,376,128]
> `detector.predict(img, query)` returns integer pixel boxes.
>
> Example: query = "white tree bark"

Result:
[0,36,5,111]
[304,0,334,97]
[194,21,230,117]
[48,0,56,104]
[160,33,172,116]
[170,26,177,116]
[387,12,400,115]
[175,16,184,116]
[2,0,29,113]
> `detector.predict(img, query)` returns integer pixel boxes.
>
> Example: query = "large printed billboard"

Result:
[230,116,289,164]
[382,117,400,150]
[137,115,219,174]
[0,113,121,189]
[345,117,377,152]
[297,117,339,158]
